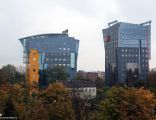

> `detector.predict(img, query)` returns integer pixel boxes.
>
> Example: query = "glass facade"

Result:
[103,21,151,86]
[19,33,79,86]
[71,53,75,68]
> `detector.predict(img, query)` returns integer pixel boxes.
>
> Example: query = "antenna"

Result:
[108,20,118,27]
[62,29,68,34]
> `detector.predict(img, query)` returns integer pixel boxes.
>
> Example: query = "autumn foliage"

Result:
[0,83,74,120]
[1,65,156,120]
[39,82,75,120]
[100,86,156,120]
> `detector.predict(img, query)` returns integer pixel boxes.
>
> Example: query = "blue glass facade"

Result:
[103,21,151,86]
[19,33,79,86]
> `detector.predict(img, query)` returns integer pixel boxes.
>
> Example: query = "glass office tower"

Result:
[19,32,79,87]
[102,21,151,86]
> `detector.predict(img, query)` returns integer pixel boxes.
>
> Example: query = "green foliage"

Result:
[95,88,108,105]
[0,64,25,84]
[148,71,156,87]
[1,64,16,84]
[14,71,26,84]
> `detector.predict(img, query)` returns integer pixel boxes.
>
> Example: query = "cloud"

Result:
[116,0,156,69]
[0,0,155,70]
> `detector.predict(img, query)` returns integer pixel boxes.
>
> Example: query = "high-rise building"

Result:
[19,31,79,88]
[102,21,151,86]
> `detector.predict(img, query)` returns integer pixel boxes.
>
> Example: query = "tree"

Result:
[2,96,18,118]
[25,96,49,120]
[95,78,104,89]
[0,64,26,85]
[46,66,68,83]
[0,88,8,113]
[146,71,156,96]
[0,69,6,84]
[99,86,156,120]
[39,82,75,120]
[14,71,26,84]
[1,64,16,84]
[148,71,156,87]
[7,84,29,120]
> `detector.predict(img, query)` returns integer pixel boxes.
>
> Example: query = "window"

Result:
[23,39,27,46]
[93,89,95,93]
[55,58,57,61]
[46,58,49,61]
[67,64,70,67]
[89,89,91,92]
[63,58,66,61]
[32,58,36,61]
[121,74,124,77]
[33,75,36,78]
[85,89,87,92]
[63,42,66,45]
[59,58,62,61]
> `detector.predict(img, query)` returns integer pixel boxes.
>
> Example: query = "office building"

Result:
[102,20,151,86]
[19,31,79,87]
[77,71,104,80]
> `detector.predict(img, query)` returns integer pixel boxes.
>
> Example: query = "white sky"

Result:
[0,0,155,71]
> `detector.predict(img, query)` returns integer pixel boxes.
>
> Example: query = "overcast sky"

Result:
[0,0,156,71]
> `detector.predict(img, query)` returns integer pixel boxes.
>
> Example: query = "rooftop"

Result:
[61,80,96,88]
[19,33,69,40]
